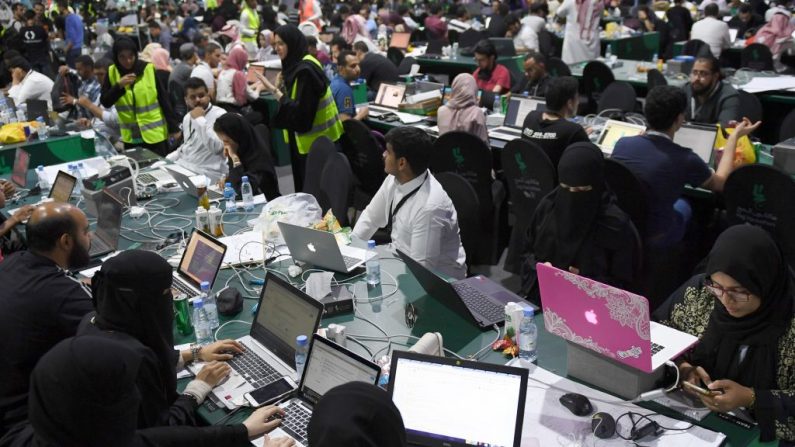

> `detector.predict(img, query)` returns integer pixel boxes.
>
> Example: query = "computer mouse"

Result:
[559,392,593,416]
[591,412,616,439]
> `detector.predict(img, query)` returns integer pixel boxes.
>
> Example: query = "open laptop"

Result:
[396,248,536,328]
[163,166,223,200]
[595,119,646,155]
[267,334,381,446]
[489,37,517,56]
[537,263,698,373]
[422,39,445,59]
[202,272,324,410]
[489,96,546,141]
[26,99,50,125]
[278,221,373,273]
[88,189,124,258]
[136,168,177,190]
[390,32,411,50]
[729,28,739,42]
[369,82,407,116]
[674,122,718,165]
[388,351,528,447]
[247,64,265,83]
[123,147,162,169]
[171,229,228,297]
[49,170,77,202]
[11,148,30,187]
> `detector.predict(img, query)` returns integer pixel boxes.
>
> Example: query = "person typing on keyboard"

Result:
[351,127,467,280]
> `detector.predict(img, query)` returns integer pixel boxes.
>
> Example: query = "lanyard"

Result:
[386,174,427,236]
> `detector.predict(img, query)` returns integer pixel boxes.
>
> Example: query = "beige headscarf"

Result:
[439,73,489,142]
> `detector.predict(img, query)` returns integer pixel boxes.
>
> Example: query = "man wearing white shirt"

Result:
[166,78,228,182]
[352,127,467,279]
[6,56,54,108]
[690,4,731,58]
[191,43,222,98]
[507,12,541,52]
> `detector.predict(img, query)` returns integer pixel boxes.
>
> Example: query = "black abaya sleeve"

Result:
[137,424,250,447]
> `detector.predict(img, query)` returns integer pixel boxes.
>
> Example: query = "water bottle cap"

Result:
[242,175,249,182]
[78,162,84,166]
[367,239,376,249]
[36,116,44,122]
[225,182,232,187]
[37,165,44,170]
[200,281,210,290]
[296,335,308,346]
[523,308,534,317]
[193,299,204,308]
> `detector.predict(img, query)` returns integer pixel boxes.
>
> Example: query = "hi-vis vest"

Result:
[241,6,260,43]
[206,0,217,9]
[284,55,343,155]
[108,64,167,144]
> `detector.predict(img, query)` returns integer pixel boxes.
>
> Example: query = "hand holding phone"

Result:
[682,380,724,397]
[244,377,297,408]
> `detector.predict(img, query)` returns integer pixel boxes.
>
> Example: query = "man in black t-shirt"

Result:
[353,41,399,99]
[19,10,52,79]
[521,76,589,170]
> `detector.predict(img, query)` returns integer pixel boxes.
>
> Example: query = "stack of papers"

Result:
[738,76,795,93]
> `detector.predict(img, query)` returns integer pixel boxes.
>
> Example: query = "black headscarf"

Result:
[533,142,616,268]
[213,113,280,199]
[691,224,795,389]
[274,24,327,93]
[307,382,406,447]
[83,250,177,404]
[27,336,142,447]
[112,36,147,77]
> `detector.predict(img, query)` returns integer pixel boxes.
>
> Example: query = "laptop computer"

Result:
[88,189,124,258]
[536,263,698,373]
[82,166,138,217]
[489,96,546,141]
[49,170,77,202]
[123,147,162,169]
[278,221,373,273]
[12,148,30,187]
[26,99,50,125]
[163,166,223,200]
[390,32,411,50]
[674,122,718,165]
[369,82,407,116]
[396,248,536,328]
[388,350,528,447]
[171,229,228,297]
[247,64,265,84]
[202,272,324,410]
[423,39,445,58]
[489,37,517,56]
[136,167,177,190]
[595,119,646,155]
[729,28,739,42]
[267,334,381,446]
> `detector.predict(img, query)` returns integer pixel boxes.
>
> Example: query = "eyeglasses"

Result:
[405,303,418,328]
[704,277,753,303]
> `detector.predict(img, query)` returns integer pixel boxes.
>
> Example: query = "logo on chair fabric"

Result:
[452,147,464,166]
[514,153,527,174]
[752,184,766,209]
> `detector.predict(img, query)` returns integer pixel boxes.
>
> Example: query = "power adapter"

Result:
[130,206,146,218]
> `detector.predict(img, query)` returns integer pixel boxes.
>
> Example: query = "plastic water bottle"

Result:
[295,335,309,378]
[68,164,82,195]
[14,108,24,123]
[366,239,381,286]
[223,182,236,211]
[493,94,502,113]
[605,43,613,60]
[36,165,50,195]
[200,281,220,329]
[193,299,214,345]
[36,117,48,140]
[518,308,538,362]
[77,162,88,180]
[241,175,254,211]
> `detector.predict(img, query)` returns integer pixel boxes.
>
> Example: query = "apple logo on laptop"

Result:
[307,243,317,253]
[584,310,598,325]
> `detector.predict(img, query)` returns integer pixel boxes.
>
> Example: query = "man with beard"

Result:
[683,56,741,127]
[472,39,511,94]
[0,202,93,437]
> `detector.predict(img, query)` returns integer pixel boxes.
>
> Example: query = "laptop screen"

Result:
[390,32,410,49]
[246,64,264,83]
[375,83,406,108]
[300,336,380,405]
[673,124,717,164]
[389,352,527,447]
[12,148,30,187]
[49,170,77,203]
[597,120,645,154]
[96,189,123,244]
[177,230,226,287]
[504,97,545,128]
[729,28,738,42]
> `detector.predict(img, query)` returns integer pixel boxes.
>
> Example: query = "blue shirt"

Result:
[64,13,83,49]
[611,134,711,240]
[330,76,356,117]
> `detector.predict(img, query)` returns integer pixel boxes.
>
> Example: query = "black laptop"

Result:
[88,189,124,258]
[489,37,517,56]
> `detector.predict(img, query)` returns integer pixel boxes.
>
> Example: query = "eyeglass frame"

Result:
[704,277,753,303]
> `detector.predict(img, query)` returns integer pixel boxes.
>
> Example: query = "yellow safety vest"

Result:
[108,64,168,144]
[206,0,217,9]
[284,55,344,155]
[241,6,260,43]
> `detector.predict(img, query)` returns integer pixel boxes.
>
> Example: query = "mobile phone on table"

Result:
[244,377,297,407]
[682,380,723,397]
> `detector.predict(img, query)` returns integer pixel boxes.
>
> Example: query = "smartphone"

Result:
[682,380,723,397]
[244,377,297,407]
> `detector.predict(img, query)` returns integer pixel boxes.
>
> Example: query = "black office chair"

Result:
[447,29,460,44]
[597,81,638,117]
[737,90,763,124]
[546,57,571,77]
[580,60,615,115]
[681,39,712,58]
[724,164,795,270]
[397,56,417,75]
[501,139,556,273]
[319,153,353,227]
[780,109,795,141]
[387,47,405,67]
[434,172,480,273]
[303,136,337,206]
[741,43,775,71]
[646,68,668,90]
[604,158,649,238]
[538,28,557,58]
[340,119,386,200]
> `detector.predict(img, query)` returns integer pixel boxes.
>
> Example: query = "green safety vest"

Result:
[284,55,344,155]
[108,64,168,144]
[206,0,217,9]
[241,6,260,43]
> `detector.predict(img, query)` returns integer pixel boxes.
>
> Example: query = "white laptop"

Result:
[489,96,546,141]
[164,166,224,200]
[595,119,646,155]
[171,229,227,298]
[198,272,325,410]
[674,122,718,164]
[369,83,407,116]
[261,334,381,447]
[277,222,373,273]
[729,28,739,42]
[136,168,177,190]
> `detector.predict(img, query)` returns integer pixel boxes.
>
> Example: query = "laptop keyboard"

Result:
[651,342,665,355]
[452,282,504,323]
[137,172,160,184]
[342,255,360,269]
[172,278,197,298]
[281,401,311,446]
[228,350,282,389]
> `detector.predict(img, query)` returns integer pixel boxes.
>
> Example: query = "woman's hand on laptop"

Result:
[196,361,231,387]
[244,406,292,441]
[200,339,245,361]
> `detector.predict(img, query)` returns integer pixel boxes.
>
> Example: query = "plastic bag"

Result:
[715,124,756,167]
[254,193,323,245]
[0,122,32,143]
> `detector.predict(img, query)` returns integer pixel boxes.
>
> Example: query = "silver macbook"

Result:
[201,272,324,410]
[171,229,227,297]
[596,119,646,155]
[674,122,718,164]
[489,96,546,141]
[88,189,124,259]
[369,83,407,116]
[164,166,223,200]
[278,222,372,273]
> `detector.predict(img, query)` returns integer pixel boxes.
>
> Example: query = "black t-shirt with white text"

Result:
[19,25,49,62]
[521,110,589,169]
